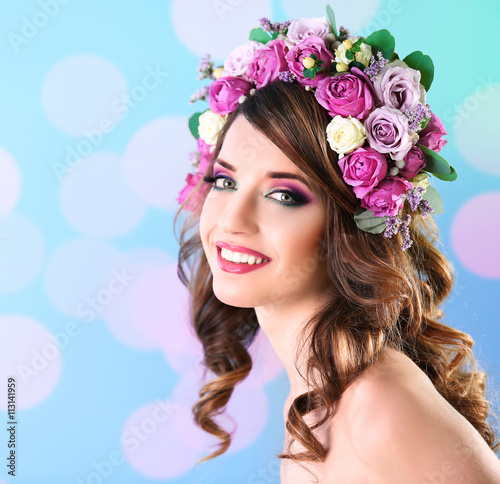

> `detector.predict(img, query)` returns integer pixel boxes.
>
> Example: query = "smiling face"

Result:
[199,115,330,311]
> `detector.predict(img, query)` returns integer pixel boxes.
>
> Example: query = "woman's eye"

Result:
[206,175,236,190]
[268,190,305,207]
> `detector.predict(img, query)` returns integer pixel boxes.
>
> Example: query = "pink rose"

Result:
[209,76,254,115]
[365,106,415,160]
[286,16,332,46]
[338,147,388,199]
[360,177,413,217]
[315,67,375,120]
[224,40,263,77]
[400,146,426,179]
[246,39,289,88]
[286,36,334,87]
[373,60,426,111]
[418,112,447,153]
[197,138,213,174]
[177,173,203,210]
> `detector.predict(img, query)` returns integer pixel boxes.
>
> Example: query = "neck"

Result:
[254,295,328,397]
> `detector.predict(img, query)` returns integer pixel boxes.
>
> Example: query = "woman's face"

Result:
[199,115,329,311]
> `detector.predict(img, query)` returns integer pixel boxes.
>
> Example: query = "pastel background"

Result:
[0,0,499,483]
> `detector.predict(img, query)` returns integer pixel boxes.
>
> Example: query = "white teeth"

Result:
[220,247,269,265]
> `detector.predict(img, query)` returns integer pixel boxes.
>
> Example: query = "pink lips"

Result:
[215,241,271,274]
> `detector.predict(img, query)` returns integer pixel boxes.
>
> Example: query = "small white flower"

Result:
[198,110,228,146]
[326,115,366,156]
[334,36,372,67]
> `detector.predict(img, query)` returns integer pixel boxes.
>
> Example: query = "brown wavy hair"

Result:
[175,81,499,465]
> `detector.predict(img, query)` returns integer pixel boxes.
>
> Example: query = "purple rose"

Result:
[177,173,203,210]
[365,106,415,160]
[209,76,254,115]
[360,177,413,217]
[315,67,375,120]
[338,147,388,199]
[418,112,447,153]
[224,40,262,77]
[286,16,332,46]
[400,146,426,179]
[373,60,426,111]
[246,39,289,88]
[286,36,334,87]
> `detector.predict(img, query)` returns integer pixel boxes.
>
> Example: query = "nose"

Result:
[219,188,258,235]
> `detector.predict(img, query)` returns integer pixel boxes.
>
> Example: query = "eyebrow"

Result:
[214,158,312,189]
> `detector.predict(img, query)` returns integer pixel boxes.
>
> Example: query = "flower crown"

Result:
[178,5,457,250]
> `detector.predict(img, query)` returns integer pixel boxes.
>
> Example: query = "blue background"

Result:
[0,1,499,483]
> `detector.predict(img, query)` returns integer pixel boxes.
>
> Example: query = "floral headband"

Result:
[178,5,457,250]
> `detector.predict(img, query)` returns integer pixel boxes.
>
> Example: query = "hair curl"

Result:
[175,81,499,464]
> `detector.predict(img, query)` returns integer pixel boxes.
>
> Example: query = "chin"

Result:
[212,280,261,309]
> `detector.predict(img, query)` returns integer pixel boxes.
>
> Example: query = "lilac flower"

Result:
[364,51,389,82]
[403,186,434,216]
[404,103,431,132]
[197,54,215,80]
[259,18,290,35]
[338,26,350,41]
[259,17,272,32]
[278,70,297,82]
[384,214,412,250]
[189,85,210,104]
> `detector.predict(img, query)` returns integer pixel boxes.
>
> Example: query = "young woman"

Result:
[176,11,500,484]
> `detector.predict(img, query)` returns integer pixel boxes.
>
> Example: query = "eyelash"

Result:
[203,175,307,207]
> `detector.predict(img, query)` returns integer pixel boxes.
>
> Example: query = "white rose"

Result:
[198,110,228,146]
[326,115,366,156]
[410,172,430,190]
[334,37,372,67]
[286,16,332,46]
[224,41,262,77]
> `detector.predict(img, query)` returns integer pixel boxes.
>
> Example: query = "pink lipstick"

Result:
[216,242,271,274]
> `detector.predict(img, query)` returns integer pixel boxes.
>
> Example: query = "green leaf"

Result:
[363,29,395,60]
[390,52,399,61]
[419,145,458,181]
[349,60,366,71]
[310,53,318,61]
[326,5,338,38]
[346,50,354,61]
[188,111,205,139]
[419,116,431,131]
[354,207,387,234]
[249,27,272,44]
[421,185,444,215]
[303,68,316,80]
[403,51,434,91]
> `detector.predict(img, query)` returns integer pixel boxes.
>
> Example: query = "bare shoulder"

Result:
[338,347,500,484]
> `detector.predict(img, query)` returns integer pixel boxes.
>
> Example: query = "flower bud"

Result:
[389,166,400,176]
[343,39,353,49]
[336,62,349,72]
[325,33,336,43]
[302,56,316,69]
[395,160,406,169]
